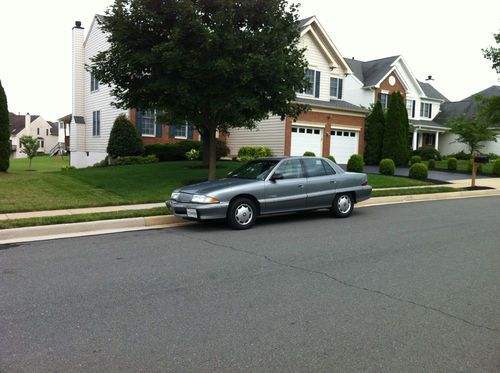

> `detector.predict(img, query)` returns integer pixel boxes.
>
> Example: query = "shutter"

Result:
[420,103,424,117]
[187,124,194,139]
[338,79,343,100]
[429,104,432,118]
[136,111,143,135]
[412,100,416,118]
[155,116,163,137]
[378,93,382,102]
[315,71,321,98]
[168,124,176,138]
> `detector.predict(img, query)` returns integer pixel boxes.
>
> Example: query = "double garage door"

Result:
[290,125,359,163]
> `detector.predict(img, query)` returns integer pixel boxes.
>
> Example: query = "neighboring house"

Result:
[9,112,59,158]
[57,114,72,153]
[226,16,368,164]
[436,86,500,155]
[343,56,449,151]
[70,17,199,168]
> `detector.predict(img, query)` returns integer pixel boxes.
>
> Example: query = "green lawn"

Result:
[0,158,435,214]
[8,155,70,173]
[431,160,495,174]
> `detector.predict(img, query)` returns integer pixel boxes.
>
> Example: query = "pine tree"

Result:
[107,114,144,158]
[364,101,385,165]
[382,91,408,166]
[0,80,10,172]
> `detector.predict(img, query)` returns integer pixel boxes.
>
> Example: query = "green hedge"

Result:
[410,155,422,165]
[412,146,441,161]
[409,163,428,179]
[144,141,201,161]
[326,155,336,163]
[114,155,159,165]
[493,158,500,176]
[428,159,436,169]
[447,157,458,170]
[199,139,230,160]
[379,158,395,175]
[347,154,364,172]
[237,146,272,161]
[303,151,315,157]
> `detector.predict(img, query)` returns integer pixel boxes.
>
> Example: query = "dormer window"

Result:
[420,102,432,118]
[330,77,343,99]
[304,68,320,98]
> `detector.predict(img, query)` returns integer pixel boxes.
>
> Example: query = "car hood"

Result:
[179,178,261,195]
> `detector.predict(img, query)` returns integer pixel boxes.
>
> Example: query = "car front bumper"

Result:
[166,199,229,220]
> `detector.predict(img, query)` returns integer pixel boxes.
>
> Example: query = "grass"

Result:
[366,174,431,188]
[0,207,169,230]
[8,155,70,173]
[372,186,462,197]
[431,160,495,174]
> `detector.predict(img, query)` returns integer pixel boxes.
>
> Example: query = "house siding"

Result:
[226,115,285,157]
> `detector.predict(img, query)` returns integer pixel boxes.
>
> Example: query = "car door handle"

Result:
[298,184,304,188]
[330,180,337,184]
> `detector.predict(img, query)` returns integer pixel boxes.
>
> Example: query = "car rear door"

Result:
[301,158,337,209]
[262,159,307,214]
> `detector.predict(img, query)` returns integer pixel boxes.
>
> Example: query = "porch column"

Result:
[412,129,418,150]
[434,131,439,150]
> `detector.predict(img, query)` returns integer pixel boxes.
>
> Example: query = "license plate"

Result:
[186,208,198,218]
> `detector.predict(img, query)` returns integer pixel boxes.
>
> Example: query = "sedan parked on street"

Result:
[166,157,372,229]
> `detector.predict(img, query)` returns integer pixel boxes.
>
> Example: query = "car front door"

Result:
[302,158,337,209]
[262,159,307,214]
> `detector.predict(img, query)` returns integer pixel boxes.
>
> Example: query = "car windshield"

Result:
[229,160,279,180]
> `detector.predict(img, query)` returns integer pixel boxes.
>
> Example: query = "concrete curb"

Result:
[1,190,500,244]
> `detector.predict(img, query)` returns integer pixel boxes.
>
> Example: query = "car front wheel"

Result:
[331,193,353,218]
[227,198,257,229]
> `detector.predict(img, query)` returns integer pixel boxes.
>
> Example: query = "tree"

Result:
[107,114,144,158]
[0,80,9,172]
[447,115,497,154]
[90,0,309,180]
[19,136,40,170]
[482,30,500,74]
[381,91,408,166]
[364,101,385,165]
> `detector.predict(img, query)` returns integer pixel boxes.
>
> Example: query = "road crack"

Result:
[172,231,499,334]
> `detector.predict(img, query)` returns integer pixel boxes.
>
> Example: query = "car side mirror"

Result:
[271,172,284,181]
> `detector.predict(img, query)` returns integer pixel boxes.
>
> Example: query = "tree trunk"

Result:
[201,129,210,166]
[208,126,217,181]
[471,154,477,188]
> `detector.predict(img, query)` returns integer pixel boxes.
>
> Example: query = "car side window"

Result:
[322,160,336,175]
[274,159,304,179]
[302,158,328,177]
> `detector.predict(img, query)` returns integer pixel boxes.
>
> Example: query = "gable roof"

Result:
[295,97,368,113]
[345,56,400,87]
[8,113,40,136]
[418,81,449,102]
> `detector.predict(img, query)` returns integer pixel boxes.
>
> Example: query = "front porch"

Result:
[410,120,449,151]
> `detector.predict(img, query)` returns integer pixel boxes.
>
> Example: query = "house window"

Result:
[90,73,99,92]
[92,110,101,136]
[46,129,49,136]
[406,100,414,117]
[420,102,432,118]
[304,68,320,97]
[38,139,44,148]
[141,110,156,136]
[37,128,40,135]
[175,124,188,139]
[379,93,389,109]
[59,122,64,129]
[330,77,343,99]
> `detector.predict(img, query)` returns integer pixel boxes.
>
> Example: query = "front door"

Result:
[301,158,337,209]
[262,159,307,214]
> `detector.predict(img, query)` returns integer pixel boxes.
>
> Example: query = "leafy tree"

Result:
[0,80,9,172]
[364,101,385,165]
[90,0,309,180]
[447,115,497,154]
[107,114,144,158]
[19,136,40,170]
[382,91,408,166]
[482,30,500,74]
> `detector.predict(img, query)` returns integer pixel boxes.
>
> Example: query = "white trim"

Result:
[308,107,367,117]
[330,125,361,131]
[292,122,325,129]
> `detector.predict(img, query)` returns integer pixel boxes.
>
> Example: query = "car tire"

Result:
[331,193,353,218]
[227,198,257,230]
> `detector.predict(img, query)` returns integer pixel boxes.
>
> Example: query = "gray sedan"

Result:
[166,157,372,229]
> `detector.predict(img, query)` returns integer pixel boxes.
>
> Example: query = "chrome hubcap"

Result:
[338,195,352,214]
[235,204,253,225]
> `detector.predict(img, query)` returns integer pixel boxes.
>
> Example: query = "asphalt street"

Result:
[1,197,499,372]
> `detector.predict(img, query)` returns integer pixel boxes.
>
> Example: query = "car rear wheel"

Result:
[331,193,353,218]
[227,198,257,229]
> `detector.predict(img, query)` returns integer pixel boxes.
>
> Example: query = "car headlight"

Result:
[191,194,219,204]
[171,192,180,200]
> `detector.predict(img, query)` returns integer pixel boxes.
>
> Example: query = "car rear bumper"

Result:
[355,186,372,202]
[166,200,229,220]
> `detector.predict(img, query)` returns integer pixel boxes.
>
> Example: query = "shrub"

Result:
[113,155,159,166]
[144,141,201,162]
[185,148,200,161]
[347,154,364,172]
[409,163,428,179]
[326,155,336,163]
[107,114,144,158]
[428,159,436,169]
[410,155,422,165]
[61,165,76,171]
[493,158,500,176]
[379,158,395,175]
[446,150,470,160]
[303,151,315,157]
[447,157,458,170]
[412,146,441,161]
[200,139,230,160]
[237,146,272,160]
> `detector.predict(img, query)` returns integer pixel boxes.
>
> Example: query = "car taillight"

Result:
[361,180,368,186]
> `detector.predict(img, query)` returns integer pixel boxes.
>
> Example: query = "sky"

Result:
[0,0,499,121]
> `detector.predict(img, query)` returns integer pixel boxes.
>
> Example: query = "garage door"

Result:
[291,126,323,156]
[329,129,359,164]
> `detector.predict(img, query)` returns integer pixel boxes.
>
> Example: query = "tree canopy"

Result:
[90,0,309,179]
[448,114,497,154]
[364,101,385,165]
[107,114,144,158]
[0,80,9,172]
[19,135,40,170]
[381,92,409,166]
[482,30,500,74]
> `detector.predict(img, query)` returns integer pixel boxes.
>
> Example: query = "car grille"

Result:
[177,193,193,203]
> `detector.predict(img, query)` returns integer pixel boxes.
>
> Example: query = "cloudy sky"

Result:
[1,0,499,120]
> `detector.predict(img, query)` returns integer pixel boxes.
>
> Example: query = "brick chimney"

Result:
[72,21,85,118]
